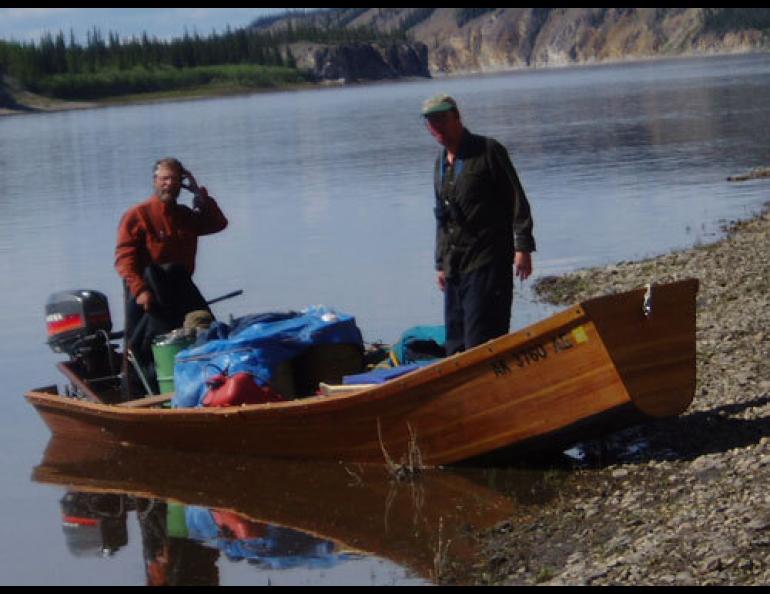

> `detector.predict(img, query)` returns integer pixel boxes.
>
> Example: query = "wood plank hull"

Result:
[26,279,698,466]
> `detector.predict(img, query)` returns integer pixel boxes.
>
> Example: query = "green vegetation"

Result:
[535,566,556,584]
[0,10,406,101]
[703,8,770,34]
[29,64,308,101]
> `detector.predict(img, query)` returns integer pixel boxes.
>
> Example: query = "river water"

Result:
[1,53,769,584]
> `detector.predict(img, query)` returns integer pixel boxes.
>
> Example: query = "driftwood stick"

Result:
[727,166,770,182]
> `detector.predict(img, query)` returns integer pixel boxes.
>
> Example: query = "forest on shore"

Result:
[0,11,405,100]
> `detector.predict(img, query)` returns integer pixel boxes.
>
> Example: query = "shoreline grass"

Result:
[28,64,310,102]
[1,65,322,115]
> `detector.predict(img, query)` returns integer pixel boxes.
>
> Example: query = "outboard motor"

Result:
[45,290,122,393]
[46,290,112,354]
[60,492,129,557]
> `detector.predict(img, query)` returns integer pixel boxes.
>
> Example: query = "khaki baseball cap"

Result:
[421,94,458,117]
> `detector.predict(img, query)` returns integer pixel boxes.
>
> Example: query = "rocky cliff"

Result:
[416,8,770,73]
[259,8,770,76]
[285,41,429,83]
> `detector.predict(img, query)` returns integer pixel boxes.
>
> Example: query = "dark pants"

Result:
[444,261,513,355]
[123,263,210,396]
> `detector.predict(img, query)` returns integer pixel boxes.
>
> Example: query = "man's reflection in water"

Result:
[59,493,219,586]
[136,499,220,586]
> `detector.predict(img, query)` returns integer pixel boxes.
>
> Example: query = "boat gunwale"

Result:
[26,304,591,419]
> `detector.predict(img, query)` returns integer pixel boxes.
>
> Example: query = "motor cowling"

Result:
[46,290,113,355]
[60,492,128,557]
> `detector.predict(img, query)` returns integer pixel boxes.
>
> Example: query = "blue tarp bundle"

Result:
[172,306,363,408]
[343,362,430,385]
[342,325,446,385]
[184,507,349,569]
[389,325,446,366]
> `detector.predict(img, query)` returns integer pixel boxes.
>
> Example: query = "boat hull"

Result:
[27,279,698,465]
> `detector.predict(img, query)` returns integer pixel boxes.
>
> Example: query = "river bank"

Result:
[444,200,770,585]
[0,77,321,117]
[3,49,767,118]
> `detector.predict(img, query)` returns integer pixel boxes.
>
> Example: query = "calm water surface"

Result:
[1,53,769,584]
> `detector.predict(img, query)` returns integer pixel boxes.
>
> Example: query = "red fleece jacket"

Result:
[115,194,228,298]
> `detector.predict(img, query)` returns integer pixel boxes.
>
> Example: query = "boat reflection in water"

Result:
[35,437,524,585]
[58,490,352,585]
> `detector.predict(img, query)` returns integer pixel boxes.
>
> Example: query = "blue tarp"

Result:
[343,362,429,385]
[172,306,363,408]
[342,325,445,385]
[389,325,446,366]
[184,507,349,569]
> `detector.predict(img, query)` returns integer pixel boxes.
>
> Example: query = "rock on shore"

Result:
[446,202,770,585]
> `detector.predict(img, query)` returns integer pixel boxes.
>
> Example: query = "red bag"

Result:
[202,371,285,407]
[211,510,268,540]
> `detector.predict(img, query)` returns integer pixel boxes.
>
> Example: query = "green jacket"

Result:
[433,129,535,279]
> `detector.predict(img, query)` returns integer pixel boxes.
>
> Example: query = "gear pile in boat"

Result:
[172,306,365,408]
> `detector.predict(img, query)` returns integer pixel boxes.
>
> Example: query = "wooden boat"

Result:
[34,437,516,581]
[26,279,698,466]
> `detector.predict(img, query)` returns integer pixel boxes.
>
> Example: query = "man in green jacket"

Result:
[422,94,536,354]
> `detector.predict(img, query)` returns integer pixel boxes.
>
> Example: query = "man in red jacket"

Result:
[115,157,228,393]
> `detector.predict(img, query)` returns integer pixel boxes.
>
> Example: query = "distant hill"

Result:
[3,9,768,114]
[253,8,770,74]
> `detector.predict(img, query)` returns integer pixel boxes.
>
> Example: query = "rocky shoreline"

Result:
[446,201,770,585]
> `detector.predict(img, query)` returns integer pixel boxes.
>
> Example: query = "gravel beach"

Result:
[446,201,770,586]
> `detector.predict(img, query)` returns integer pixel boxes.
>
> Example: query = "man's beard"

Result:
[158,187,181,203]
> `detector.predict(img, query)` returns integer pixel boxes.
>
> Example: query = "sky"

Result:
[0,8,296,43]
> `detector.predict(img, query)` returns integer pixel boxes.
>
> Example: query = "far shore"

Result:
[0,79,324,118]
[2,50,767,118]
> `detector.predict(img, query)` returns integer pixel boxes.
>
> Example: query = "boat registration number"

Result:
[490,326,588,377]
